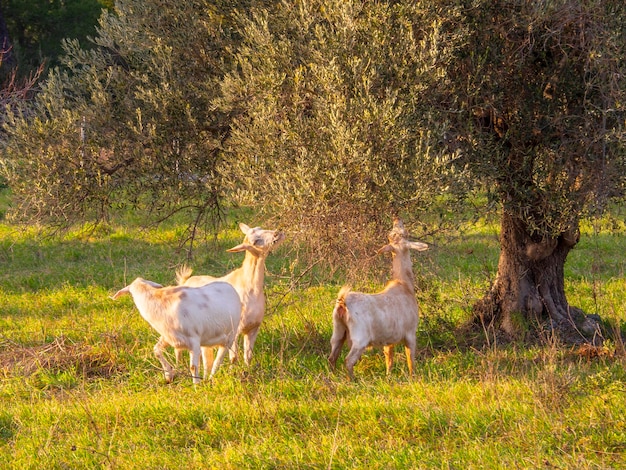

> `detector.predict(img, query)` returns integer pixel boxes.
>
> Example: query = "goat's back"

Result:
[339,281,418,347]
[179,281,241,324]
[149,281,241,348]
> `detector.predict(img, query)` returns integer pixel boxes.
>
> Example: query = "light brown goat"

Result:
[177,223,285,366]
[111,278,241,384]
[328,218,427,379]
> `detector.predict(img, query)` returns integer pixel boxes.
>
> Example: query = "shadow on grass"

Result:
[0,226,250,294]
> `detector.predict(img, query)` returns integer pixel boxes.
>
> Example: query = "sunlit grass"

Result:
[1,201,625,468]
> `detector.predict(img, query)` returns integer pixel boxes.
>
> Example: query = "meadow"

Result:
[1,193,625,469]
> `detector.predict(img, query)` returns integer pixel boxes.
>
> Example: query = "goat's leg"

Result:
[344,345,366,380]
[188,343,202,384]
[201,346,215,379]
[404,346,415,377]
[153,337,174,383]
[404,334,416,377]
[243,327,260,366]
[226,336,238,365]
[209,346,228,379]
[383,345,394,375]
[175,348,184,365]
[229,331,240,364]
[328,320,348,370]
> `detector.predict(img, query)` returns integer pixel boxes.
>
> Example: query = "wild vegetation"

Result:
[2,0,625,342]
[1,191,625,468]
[1,1,626,466]
[0,0,113,73]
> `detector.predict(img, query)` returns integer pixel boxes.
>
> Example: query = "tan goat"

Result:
[328,218,428,379]
[177,223,285,366]
[111,278,241,384]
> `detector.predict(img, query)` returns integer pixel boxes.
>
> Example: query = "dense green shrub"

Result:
[216,1,471,270]
[2,0,260,247]
[1,0,113,72]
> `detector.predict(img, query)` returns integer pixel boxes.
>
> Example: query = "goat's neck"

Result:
[236,251,266,297]
[391,251,415,287]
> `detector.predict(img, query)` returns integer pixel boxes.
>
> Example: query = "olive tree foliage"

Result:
[216,0,470,275]
[1,0,264,246]
[0,48,44,193]
[452,0,626,235]
[441,0,626,342]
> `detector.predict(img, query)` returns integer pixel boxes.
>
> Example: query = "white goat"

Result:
[111,278,241,384]
[176,223,285,366]
[328,218,428,379]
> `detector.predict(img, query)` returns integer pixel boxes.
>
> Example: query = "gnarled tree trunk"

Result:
[474,210,602,344]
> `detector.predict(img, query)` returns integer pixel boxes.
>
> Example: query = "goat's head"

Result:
[378,218,428,255]
[226,223,285,257]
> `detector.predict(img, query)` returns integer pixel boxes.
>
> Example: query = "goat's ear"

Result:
[377,244,393,255]
[110,286,130,300]
[409,241,429,252]
[226,243,249,253]
[227,243,263,255]
[239,223,251,234]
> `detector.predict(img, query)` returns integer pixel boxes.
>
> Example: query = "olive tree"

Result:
[216,0,467,274]
[1,0,259,247]
[443,0,626,342]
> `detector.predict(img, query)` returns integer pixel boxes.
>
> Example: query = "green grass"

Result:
[1,199,626,468]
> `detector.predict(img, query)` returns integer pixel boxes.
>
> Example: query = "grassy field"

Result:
[1,195,626,469]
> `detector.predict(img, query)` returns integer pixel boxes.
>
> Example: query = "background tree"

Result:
[3,0,469,266]
[441,0,626,343]
[1,0,269,249]
[0,7,16,72]
[0,11,44,188]
[216,0,469,276]
[1,0,112,73]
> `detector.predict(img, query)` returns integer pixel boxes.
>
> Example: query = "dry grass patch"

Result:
[0,334,124,380]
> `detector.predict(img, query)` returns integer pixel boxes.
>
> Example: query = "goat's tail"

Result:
[333,285,351,321]
[176,264,193,285]
[336,285,351,304]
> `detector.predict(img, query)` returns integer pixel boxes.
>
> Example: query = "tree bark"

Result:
[473,210,602,344]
